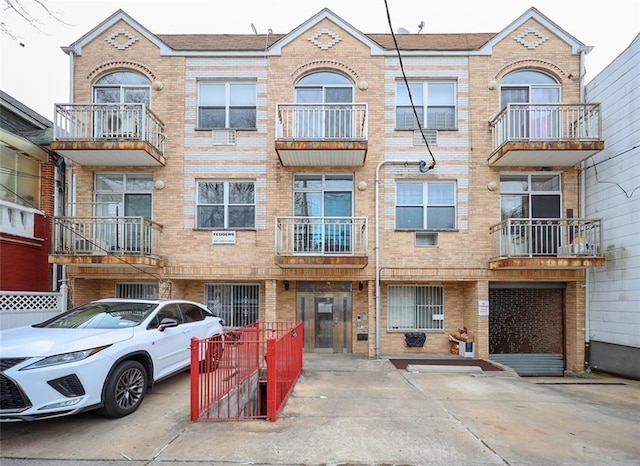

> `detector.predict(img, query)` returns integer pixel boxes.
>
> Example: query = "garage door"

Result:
[489,286,565,376]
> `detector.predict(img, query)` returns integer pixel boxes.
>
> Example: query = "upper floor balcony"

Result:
[49,216,164,268]
[489,218,606,269]
[51,103,166,166]
[488,103,604,167]
[275,103,368,167]
[275,217,368,268]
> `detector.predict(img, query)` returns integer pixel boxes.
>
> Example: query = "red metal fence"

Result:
[190,321,303,422]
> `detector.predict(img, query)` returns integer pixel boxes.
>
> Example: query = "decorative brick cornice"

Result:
[495,59,568,81]
[105,28,139,50]
[309,28,342,50]
[87,61,157,81]
[291,59,359,82]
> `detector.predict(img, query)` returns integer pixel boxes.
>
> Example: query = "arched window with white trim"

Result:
[500,70,561,139]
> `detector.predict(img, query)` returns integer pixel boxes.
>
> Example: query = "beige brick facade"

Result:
[59,8,602,375]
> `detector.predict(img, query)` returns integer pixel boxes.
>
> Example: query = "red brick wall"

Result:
[489,288,563,354]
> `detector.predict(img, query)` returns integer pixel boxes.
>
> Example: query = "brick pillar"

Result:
[470,280,489,359]
[565,280,586,373]
[263,279,277,322]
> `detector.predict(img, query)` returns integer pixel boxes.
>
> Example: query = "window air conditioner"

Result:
[103,114,138,138]
[212,129,237,146]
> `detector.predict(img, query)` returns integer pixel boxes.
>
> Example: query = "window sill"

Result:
[394,127,458,132]
[195,127,257,132]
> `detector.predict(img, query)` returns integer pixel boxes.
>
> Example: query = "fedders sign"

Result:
[212,231,236,244]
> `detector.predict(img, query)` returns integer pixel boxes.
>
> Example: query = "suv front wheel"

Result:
[97,360,148,418]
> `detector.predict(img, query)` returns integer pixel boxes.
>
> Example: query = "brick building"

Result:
[49,7,606,375]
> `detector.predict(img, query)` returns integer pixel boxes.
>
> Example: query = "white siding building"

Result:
[584,33,640,379]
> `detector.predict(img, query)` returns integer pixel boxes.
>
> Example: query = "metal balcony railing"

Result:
[53,103,165,154]
[490,218,603,259]
[52,216,163,257]
[276,217,367,256]
[276,103,368,141]
[489,103,602,151]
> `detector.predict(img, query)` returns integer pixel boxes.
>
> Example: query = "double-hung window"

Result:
[196,181,255,229]
[197,82,256,129]
[396,181,456,230]
[396,81,456,130]
[388,285,444,331]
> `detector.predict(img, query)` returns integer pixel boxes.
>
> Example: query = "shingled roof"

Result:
[156,32,495,52]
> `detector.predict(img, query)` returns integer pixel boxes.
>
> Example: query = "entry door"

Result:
[297,285,352,353]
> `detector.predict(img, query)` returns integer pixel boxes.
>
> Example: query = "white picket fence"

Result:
[0,285,68,330]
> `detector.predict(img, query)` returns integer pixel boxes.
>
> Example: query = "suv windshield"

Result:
[35,302,159,329]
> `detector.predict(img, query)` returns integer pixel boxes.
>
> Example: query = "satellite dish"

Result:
[397,27,410,34]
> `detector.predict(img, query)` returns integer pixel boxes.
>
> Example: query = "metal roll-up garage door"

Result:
[489,284,565,376]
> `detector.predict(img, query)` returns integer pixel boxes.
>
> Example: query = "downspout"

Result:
[375,159,431,359]
[578,44,594,369]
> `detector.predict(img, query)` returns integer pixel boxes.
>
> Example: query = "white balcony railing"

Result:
[276,217,367,256]
[0,201,38,238]
[53,103,165,154]
[489,103,602,151]
[52,216,162,257]
[276,103,368,141]
[490,218,603,259]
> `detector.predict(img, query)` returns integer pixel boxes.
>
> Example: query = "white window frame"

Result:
[388,285,444,331]
[197,81,257,129]
[396,81,457,130]
[396,181,457,230]
[196,180,256,230]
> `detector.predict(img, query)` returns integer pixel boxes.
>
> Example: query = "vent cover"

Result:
[413,129,438,146]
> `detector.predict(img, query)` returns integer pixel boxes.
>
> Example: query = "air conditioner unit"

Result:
[74,239,109,255]
[212,129,237,146]
[103,115,138,138]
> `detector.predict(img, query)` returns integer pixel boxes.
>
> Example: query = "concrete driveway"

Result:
[1,354,639,465]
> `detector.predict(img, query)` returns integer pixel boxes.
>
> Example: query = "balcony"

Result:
[51,103,166,166]
[275,103,368,166]
[488,103,604,167]
[49,216,164,268]
[275,217,368,268]
[489,218,606,269]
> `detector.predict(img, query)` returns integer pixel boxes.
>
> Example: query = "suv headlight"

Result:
[22,346,110,370]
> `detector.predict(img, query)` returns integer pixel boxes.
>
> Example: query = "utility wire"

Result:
[581,144,640,199]
[383,0,436,172]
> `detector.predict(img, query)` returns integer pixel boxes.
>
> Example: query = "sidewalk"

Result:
[1,353,639,465]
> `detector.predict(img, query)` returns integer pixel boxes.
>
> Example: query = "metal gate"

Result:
[190,321,303,421]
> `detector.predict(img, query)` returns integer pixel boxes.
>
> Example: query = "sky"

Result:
[1,0,638,119]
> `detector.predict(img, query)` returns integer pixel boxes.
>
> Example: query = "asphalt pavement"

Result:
[1,353,639,465]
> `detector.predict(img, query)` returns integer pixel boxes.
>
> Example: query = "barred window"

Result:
[205,284,259,328]
[116,283,159,299]
[388,285,444,331]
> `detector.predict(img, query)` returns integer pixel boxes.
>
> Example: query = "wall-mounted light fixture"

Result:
[357,180,368,191]
[152,80,164,91]
[358,281,364,291]
[357,80,369,91]
[487,181,499,191]
[154,180,165,190]
[488,79,498,90]
[284,280,290,291]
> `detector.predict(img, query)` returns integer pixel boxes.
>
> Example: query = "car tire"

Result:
[97,360,147,418]
[199,334,224,373]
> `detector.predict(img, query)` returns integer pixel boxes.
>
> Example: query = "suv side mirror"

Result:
[158,318,179,332]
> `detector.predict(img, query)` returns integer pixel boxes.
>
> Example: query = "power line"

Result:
[383,0,436,172]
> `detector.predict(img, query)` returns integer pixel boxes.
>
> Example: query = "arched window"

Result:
[294,71,354,138]
[500,70,561,139]
[93,71,151,106]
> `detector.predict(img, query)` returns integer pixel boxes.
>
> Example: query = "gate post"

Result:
[190,337,199,421]
[266,338,277,421]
